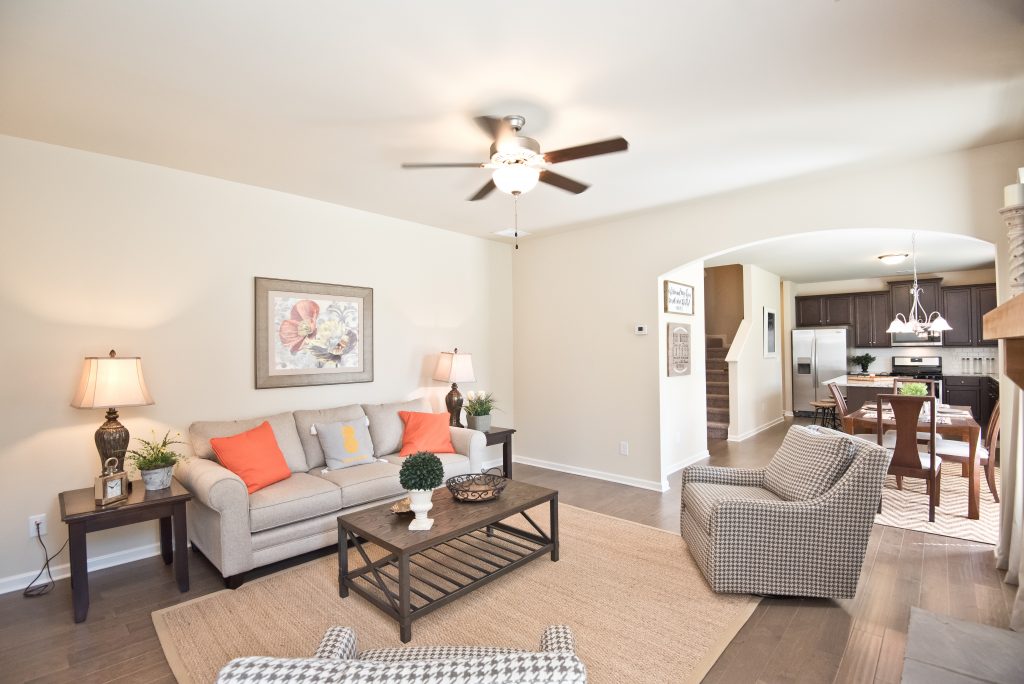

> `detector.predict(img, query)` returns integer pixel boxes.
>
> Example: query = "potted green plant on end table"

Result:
[127,430,183,491]
[851,353,877,374]
[399,451,445,531]
[464,391,497,431]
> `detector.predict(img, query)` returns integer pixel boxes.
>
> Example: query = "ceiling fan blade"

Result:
[539,170,589,194]
[544,137,629,164]
[401,162,487,168]
[474,115,513,141]
[468,179,497,201]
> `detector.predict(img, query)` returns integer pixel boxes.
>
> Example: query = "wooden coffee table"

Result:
[337,479,558,642]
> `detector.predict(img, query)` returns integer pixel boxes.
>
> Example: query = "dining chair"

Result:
[935,400,1001,503]
[877,393,941,522]
[827,382,863,434]
[876,385,942,445]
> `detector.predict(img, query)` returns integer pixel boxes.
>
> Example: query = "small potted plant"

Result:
[899,382,929,397]
[463,391,497,431]
[851,353,877,374]
[127,430,183,491]
[399,451,445,531]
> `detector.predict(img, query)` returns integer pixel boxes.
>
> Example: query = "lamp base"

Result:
[444,383,464,428]
[95,408,129,473]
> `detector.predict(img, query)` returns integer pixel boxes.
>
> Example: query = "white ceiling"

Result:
[1,1,1022,239]
[703,229,996,282]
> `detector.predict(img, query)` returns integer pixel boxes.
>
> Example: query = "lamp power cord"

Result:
[23,521,68,597]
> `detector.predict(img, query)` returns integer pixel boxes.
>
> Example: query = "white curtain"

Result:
[996,387,1024,630]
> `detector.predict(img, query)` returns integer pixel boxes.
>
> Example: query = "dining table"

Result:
[841,402,983,520]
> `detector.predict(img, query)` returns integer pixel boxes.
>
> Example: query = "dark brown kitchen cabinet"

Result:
[890,278,942,326]
[795,294,853,327]
[943,376,982,423]
[853,292,891,348]
[941,284,997,347]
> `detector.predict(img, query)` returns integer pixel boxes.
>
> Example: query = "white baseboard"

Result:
[784,410,794,418]
[0,542,162,596]
[512,455,668,492]
[727,416,785,442]
[661,449,710,489]
[480,456,504,472]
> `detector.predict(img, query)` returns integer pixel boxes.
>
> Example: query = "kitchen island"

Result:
[820,375,897,412]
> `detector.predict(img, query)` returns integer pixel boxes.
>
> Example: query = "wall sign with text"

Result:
[667,322,691,377]
[664,280,694,315]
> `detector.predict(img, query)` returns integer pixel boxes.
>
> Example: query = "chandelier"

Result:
[886,233,952,336]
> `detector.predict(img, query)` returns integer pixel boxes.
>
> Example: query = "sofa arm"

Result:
[176,457,248,513]
[175,457,253,577]
[313,627,357,660]
[449,426,487,473]
[540,625,577,654]
[681,465,764,490]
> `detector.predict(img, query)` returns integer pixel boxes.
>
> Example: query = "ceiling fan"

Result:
[401,115,628,201]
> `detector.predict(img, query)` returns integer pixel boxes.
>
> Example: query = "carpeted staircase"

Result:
[706,336,729,440]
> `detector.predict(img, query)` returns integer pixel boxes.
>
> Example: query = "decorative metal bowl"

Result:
[446,468,508,503]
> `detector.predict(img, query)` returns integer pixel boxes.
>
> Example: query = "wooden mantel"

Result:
[983,294,1024,388]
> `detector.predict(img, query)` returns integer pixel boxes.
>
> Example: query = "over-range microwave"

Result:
[890,329,942,346]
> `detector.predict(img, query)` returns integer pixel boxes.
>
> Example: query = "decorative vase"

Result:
[407,489,434,531]
[466,414,492,431]
[141,466,173,491]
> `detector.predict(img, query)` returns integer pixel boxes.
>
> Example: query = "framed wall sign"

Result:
[255,277,374,389]
[763,307,778,358]
[667,322,691,376]
[664,280,694,315]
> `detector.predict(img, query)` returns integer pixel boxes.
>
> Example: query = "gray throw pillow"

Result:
[315,418,376,470]
[763,425,855,501]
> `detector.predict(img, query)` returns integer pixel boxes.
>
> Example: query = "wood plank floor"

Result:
[0,418,1012,682]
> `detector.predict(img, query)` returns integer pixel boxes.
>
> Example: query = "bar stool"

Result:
[809,399,839,430]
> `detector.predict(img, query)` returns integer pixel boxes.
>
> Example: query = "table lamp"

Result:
[71,350,154,473]
[432,348,475,427]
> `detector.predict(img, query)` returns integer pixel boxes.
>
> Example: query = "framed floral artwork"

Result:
[255,277,373,389]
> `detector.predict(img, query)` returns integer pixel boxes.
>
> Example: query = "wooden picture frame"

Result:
[255,277,374,389]
[667,322,692,376]
[664,280,694,315]
[763,307,778,358]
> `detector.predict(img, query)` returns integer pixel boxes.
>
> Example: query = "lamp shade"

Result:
[71,351,154,409]
[433,350,475,384]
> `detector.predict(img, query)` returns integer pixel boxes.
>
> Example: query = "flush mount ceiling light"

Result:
[877,253,909,265]
[886,234,953,336]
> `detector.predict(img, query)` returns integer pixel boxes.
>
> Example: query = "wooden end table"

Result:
[483,426,516,478]
[58,479,191,623]
[337,479,558,643]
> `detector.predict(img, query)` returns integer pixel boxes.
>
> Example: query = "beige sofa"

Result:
[176,398,485,586]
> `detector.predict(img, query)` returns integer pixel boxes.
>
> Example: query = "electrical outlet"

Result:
[29,514,47,538]
[619,441,629,456]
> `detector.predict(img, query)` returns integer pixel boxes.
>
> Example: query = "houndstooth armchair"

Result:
[680,425,889,599]
[216,625,587,683]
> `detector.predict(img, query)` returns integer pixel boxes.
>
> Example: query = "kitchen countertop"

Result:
[821,375,897,388]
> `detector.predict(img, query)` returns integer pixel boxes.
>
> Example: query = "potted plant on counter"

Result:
[399,451,445,531]
[127,430,183,491]
[850,353,877,374]
[464,391,498,431]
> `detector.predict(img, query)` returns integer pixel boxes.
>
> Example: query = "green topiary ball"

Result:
[399,451,445,491]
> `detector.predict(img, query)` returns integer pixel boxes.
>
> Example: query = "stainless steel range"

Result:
[891,356,943,397]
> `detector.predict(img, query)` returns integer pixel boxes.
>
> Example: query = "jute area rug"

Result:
[875,468,1000,545]
[153,504,758,683]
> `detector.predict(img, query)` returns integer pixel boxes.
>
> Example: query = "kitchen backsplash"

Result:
[848,346,998,376]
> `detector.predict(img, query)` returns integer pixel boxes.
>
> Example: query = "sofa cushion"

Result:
[293,404,367,469]
[248,473,343,533]
[310,462,406,508]
[683,482,782,533]
[362,398,430,457]
[398,410,454,456]
[316,418,376,470]
[190,411,308,473]
[763,425,855,501]
[210,421,292,494]
[379,452,471,479]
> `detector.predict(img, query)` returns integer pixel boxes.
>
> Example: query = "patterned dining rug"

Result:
[875,468,1000,544]
[152,504,758,684]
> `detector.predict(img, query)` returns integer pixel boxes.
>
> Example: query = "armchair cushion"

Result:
[763,425,855,501]
[682,482,782,533]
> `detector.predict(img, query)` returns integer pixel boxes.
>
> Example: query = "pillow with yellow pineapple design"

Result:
[314,418,376,469]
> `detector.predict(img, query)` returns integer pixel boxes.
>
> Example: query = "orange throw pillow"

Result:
[210,421,291,493]
[398,411,454,457]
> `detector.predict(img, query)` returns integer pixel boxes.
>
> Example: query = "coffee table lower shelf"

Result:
[339,511,557,643]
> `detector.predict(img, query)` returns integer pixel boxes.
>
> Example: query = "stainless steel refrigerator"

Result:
[792,328,849,415]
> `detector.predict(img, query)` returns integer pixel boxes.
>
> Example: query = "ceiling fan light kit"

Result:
[492,164,540,195]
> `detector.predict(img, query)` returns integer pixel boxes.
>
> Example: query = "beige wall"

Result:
[703,265,744,344]
[794,267,997,296]
[512,140,1023,489]
[0,135,514,589]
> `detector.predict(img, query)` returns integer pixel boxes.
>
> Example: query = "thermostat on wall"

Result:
[635,324,648,335]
